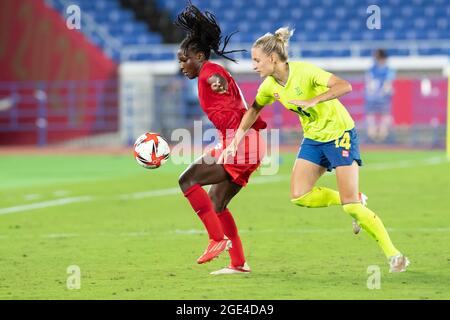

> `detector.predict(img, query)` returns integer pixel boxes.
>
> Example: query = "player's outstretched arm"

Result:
[236,100,264,140]
[218,101,264,162]
[289,75,352,109]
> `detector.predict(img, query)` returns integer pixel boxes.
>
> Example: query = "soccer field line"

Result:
[118,187,180,200]
[0,196,93,216]
[0,227,448,241]
[0,175,287,215]
[0,155,448,216]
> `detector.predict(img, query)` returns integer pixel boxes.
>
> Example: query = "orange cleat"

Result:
[197,238,232,264]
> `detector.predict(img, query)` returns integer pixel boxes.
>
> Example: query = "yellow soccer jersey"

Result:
[255,61,354,142]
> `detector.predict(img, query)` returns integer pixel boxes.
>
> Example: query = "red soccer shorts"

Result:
[209,129,266,187]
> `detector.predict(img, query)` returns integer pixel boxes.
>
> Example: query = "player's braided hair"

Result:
[175,2,244,63]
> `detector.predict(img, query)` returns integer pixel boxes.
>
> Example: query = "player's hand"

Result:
[288,98,317,109]
[211,80,227,94]
[218,140,238,164]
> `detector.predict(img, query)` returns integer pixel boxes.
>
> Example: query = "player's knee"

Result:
[213,201,226,213]
[178,172,188,190]
[209,193,226,213]
[178,170,196,192]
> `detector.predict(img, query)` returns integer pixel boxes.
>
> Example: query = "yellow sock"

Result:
[343,203,400,258]
[291,187,341,208]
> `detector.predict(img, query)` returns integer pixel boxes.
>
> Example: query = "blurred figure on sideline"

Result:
[365,49,395,143]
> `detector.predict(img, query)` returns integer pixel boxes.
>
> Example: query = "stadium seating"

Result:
[154,0,450,59]
[47,0,450,61]
[155,0,450,43]
[46,0,163,61]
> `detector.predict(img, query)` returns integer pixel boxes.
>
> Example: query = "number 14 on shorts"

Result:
[335,132,351,150]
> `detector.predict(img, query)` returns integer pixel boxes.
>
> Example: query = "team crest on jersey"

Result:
[274,93,280,99]
[342,150,349,157]
[295,87,303,96]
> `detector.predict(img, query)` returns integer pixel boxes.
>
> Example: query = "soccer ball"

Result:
[133,132,170,169]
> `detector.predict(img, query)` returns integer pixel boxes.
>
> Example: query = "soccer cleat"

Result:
[210,262,251,275]
[197,238,232,264]
[352,220,361,235]
[352,192,368,235]
[389,255,410,273]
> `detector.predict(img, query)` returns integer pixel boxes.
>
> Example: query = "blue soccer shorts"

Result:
[297,128,363,172]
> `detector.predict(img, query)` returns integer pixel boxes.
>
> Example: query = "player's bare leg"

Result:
[208,180,242,216]
[290,159,327,199]
[335,161,360,205]
[291,159,362,233]
[178,153,230,193]
[291,159,343,207]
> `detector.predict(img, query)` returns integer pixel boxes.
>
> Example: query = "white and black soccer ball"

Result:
[133,132,170,169]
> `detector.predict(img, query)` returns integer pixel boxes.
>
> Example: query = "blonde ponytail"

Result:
[253,27,294,62]
[274,27,293,47]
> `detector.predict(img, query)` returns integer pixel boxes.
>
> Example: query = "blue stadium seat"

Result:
[108,10,134,23]
[436,18,449,31]
[301,50,319,58]
[302,49,351,58]
[382,31,397,40]
[418,48,447,55]
[136,34,162,45]
[386,48,410,56]
[125,51,175,62]
[360,49,373,57]
[88,34,105,48]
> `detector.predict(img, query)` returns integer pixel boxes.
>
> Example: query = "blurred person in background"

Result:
[365,49,396,143]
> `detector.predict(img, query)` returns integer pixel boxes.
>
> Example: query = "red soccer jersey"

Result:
[197,61,266,135]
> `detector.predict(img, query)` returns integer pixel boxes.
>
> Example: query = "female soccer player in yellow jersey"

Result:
[220,27,409,273]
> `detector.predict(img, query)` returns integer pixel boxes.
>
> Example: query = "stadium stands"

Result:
[155,0,450,42]
[46,0,163,61]
[46,0,450,61]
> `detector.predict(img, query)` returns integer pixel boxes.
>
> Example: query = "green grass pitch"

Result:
[0,150,449,299]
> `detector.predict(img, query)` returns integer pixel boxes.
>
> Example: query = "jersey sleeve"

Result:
[303,62,333,88]
[202,63,228,82]
[198,63,228,96]
[255,78,275,106]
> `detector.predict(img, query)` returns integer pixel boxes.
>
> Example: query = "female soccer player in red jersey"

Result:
[175,4,266,274]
